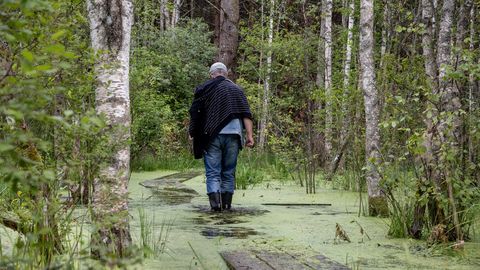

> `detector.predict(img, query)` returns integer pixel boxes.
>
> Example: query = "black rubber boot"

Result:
[208,192,222,212]
[221,192,233,210]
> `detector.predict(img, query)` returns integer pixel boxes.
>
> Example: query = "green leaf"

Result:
[21,49,34,62]
[44,44,65,55]
[0,143,14,152]
[35,64,52,71]
[51,30,66,40]
[43,170,55,181]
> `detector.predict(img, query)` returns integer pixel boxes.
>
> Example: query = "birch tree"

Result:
[330,0,355,175]
[434,0,462,240]
[359,0,388,216]
[258,0,274,150]
[324,0,333,163]
[159,0,181,30]
[87,0,133,258]
[411,0,437,238]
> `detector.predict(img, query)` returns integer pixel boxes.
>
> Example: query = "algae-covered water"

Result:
[129,170,480,269]
[0,170,478,269]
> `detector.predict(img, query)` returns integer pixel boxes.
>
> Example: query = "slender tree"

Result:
[330,0,355,175]
[435,0,462,240]
[324,0,333,163]
[87,0,133,258]
[411,0,437,238]
[258,0,274,150]
[359,0,388,216]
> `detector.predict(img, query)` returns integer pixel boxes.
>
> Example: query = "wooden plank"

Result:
[254,251,312,270]
[261,203,332,206]
[221,250,349,270]
[305,255,350,270]
[220,251,273,270]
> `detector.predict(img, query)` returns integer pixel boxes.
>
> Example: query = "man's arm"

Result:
[243,118,254,148]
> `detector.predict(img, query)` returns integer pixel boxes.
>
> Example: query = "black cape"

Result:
[188,76,252,159]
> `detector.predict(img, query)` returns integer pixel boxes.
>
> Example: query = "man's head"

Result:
[209,62,228,78]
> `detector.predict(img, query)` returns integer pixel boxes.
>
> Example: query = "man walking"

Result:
[189,62,254,211]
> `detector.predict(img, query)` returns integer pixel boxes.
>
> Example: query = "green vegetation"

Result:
[0,0,479,268]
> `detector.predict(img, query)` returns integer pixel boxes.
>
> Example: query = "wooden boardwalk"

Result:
[221,250,350,270]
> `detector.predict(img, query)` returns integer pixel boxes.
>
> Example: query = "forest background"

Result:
[0,0,479,268]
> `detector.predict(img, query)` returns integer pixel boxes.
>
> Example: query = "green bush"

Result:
[130,20,216,165]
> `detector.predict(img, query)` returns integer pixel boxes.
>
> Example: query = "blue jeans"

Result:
[204,134,240,194]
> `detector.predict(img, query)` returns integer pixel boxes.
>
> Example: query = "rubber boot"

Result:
[221,192,233,210]
[208,192,222,212]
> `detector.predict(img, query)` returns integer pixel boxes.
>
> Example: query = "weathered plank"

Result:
[221,251,273,270]
[254,251,312,270]
[307,255,350,270]
[221,250,349,270]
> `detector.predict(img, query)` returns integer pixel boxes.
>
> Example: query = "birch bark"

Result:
[410,0,437,239]
[87,0,133,257]
[330,0,355,175]
[436,0,462,240]
[359,0,388,216]
[258,0,274,150]
[324,0,333,163]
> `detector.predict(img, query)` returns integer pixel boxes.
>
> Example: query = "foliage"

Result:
[0,0,112,267]
[130,20,216,163]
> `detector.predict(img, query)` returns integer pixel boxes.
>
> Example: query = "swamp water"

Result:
[129,171,480,269]
[0,170,478,269]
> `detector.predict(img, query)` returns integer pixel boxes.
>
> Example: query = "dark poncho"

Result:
[189,76,252,159]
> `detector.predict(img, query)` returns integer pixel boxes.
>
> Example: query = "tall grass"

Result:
[137,207,173,258]
[131,151,202,171]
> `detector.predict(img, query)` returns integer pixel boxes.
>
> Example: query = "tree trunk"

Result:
[217,0,240,72]
[172,0,181,27]
[315,0,325,92]
[160,0,166,31]
[258,0,274,150]
[410,0,437,239]
[330,0,355,176]
[359,0,388,217]
[468,2,476,167]
[436,0,462,241]
[87,0,133,258]
[314,0,326,166]
[380,0,388,68]
[324,0,333,164]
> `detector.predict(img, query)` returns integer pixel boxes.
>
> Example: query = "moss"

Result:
[369,196,389,217]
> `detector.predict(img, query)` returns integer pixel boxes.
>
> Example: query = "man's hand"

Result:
[243,118,254,148]
[245,134,254,148]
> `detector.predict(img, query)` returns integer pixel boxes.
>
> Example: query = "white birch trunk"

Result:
[380,0,388,67]
[468,2,475,164]
[258,0,274,150]
[324,0,333,162]
[330,0,355,174]
[411,0,439,239]
[422,0,436,82]
[172,0,181,27]
[437,0,462,240]
[160,0,166,30]
[315,0,325,91]
[87,0,133,257]
[359,0,388,216]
